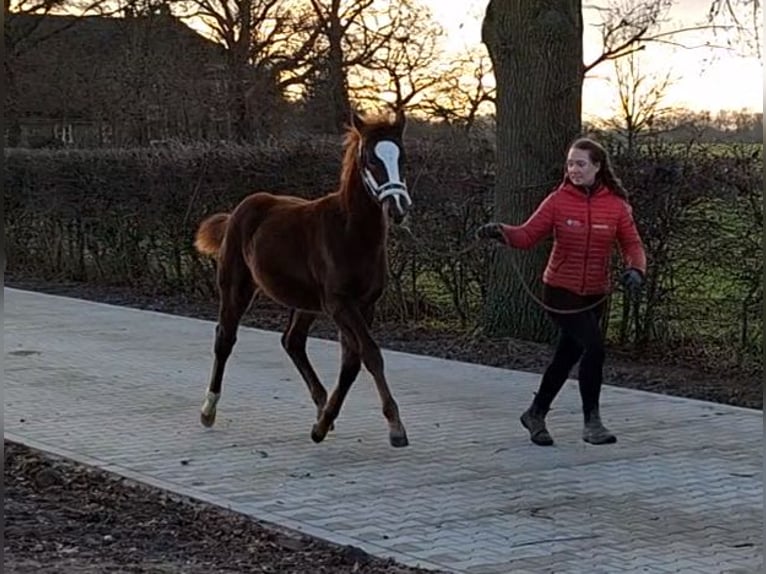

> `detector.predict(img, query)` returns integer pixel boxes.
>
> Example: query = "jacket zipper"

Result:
[581,194,592,294]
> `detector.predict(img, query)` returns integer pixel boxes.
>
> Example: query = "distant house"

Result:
[6,11,233,147]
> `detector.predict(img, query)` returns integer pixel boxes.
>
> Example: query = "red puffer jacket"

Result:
[501,181,647,296]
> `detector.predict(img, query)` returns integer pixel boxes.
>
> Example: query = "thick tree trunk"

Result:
[481,0,583,341]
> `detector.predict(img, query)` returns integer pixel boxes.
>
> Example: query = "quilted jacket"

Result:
[501,181,647,295]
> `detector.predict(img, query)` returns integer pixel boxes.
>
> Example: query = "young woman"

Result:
[476,137,646,446]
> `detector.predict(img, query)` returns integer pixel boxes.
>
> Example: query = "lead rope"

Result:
[392,224,613,316]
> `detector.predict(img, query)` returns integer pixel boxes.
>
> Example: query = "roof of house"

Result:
[8,12,228,120]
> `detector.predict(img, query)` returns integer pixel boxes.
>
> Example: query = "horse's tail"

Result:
[194,213,230,257]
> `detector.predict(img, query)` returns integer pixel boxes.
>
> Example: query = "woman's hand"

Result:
[621,268,644,294]
[475,222,506,244]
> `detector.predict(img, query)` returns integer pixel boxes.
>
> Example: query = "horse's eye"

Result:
[364,147,378,166]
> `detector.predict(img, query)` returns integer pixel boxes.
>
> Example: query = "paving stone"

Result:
[4,288,763,574]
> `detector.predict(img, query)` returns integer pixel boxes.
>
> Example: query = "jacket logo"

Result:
[565,219,583,227]
[592,223,610,230]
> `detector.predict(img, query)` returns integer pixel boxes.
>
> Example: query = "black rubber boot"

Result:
[582,409,617,444]
[520,403,554,446]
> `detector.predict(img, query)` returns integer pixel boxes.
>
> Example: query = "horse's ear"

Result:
[351,110,366,131]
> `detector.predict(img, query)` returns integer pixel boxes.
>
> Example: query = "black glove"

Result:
[621,268,644,294]
[475,222,506,243]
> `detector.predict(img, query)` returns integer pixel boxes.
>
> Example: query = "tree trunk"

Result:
[481,0,583,341]
[233,0,254,142]
[4,60,21,146]
[327,3,350,133]
[232,71,251,142]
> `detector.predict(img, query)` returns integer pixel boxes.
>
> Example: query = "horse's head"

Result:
[352,109,411,224]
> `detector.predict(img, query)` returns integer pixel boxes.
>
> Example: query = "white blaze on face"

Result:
[362,139,411,217]
[374,140,403,184]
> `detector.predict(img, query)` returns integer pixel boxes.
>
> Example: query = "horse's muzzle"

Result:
[379,185,411,225]
[383,195,409,225]
[388,204,406,225]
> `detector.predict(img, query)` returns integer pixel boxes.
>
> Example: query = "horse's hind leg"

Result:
[324,301,408,447]
[281,309,328,423]
[312,332,361,443]
[200,266,255,428]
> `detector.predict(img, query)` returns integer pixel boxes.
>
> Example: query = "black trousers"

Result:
[532,285,607,421]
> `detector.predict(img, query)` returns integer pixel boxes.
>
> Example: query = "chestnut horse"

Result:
[194,110,412,447]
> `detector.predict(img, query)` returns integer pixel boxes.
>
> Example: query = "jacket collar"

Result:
[559,180,610,199]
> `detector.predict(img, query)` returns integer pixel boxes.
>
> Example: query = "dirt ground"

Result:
[4,441,443,574]
[4,278,761,573]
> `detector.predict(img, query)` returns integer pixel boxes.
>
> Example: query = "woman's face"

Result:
[566,147,600,187]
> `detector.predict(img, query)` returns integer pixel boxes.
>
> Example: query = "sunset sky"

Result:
[424,0,762,121]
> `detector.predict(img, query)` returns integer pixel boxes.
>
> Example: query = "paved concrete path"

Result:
[4,288,762,573]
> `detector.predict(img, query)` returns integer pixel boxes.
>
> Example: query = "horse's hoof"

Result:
[200,411,216,428]
[311,424,326,444]
[390,433,409,448]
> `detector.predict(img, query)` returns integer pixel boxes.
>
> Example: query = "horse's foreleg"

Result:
[312,333,361,443]
[201,272,255,428]
[280,309,328,422]
[325,301,408,447]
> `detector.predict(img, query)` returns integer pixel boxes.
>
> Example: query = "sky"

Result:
[423,0,763,121]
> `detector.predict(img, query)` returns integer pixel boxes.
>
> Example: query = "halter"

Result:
[359,140,412,216]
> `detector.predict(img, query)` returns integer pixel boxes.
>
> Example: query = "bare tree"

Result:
[583,0,729,73]
[418,45,496,133]
[481,0,583,340]
[602,50,675,149]
[708,0,762,57]
[306,0,377,131]
[349,0,446,112]
[585,0,672,72]
[181,0,320,140]
[479,0,741,340]
[306,0,446,131]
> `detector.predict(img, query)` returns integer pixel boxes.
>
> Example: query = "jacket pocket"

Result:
[550,254,568,273]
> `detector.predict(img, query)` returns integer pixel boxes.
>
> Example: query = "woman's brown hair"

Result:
[568,137,629,199]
